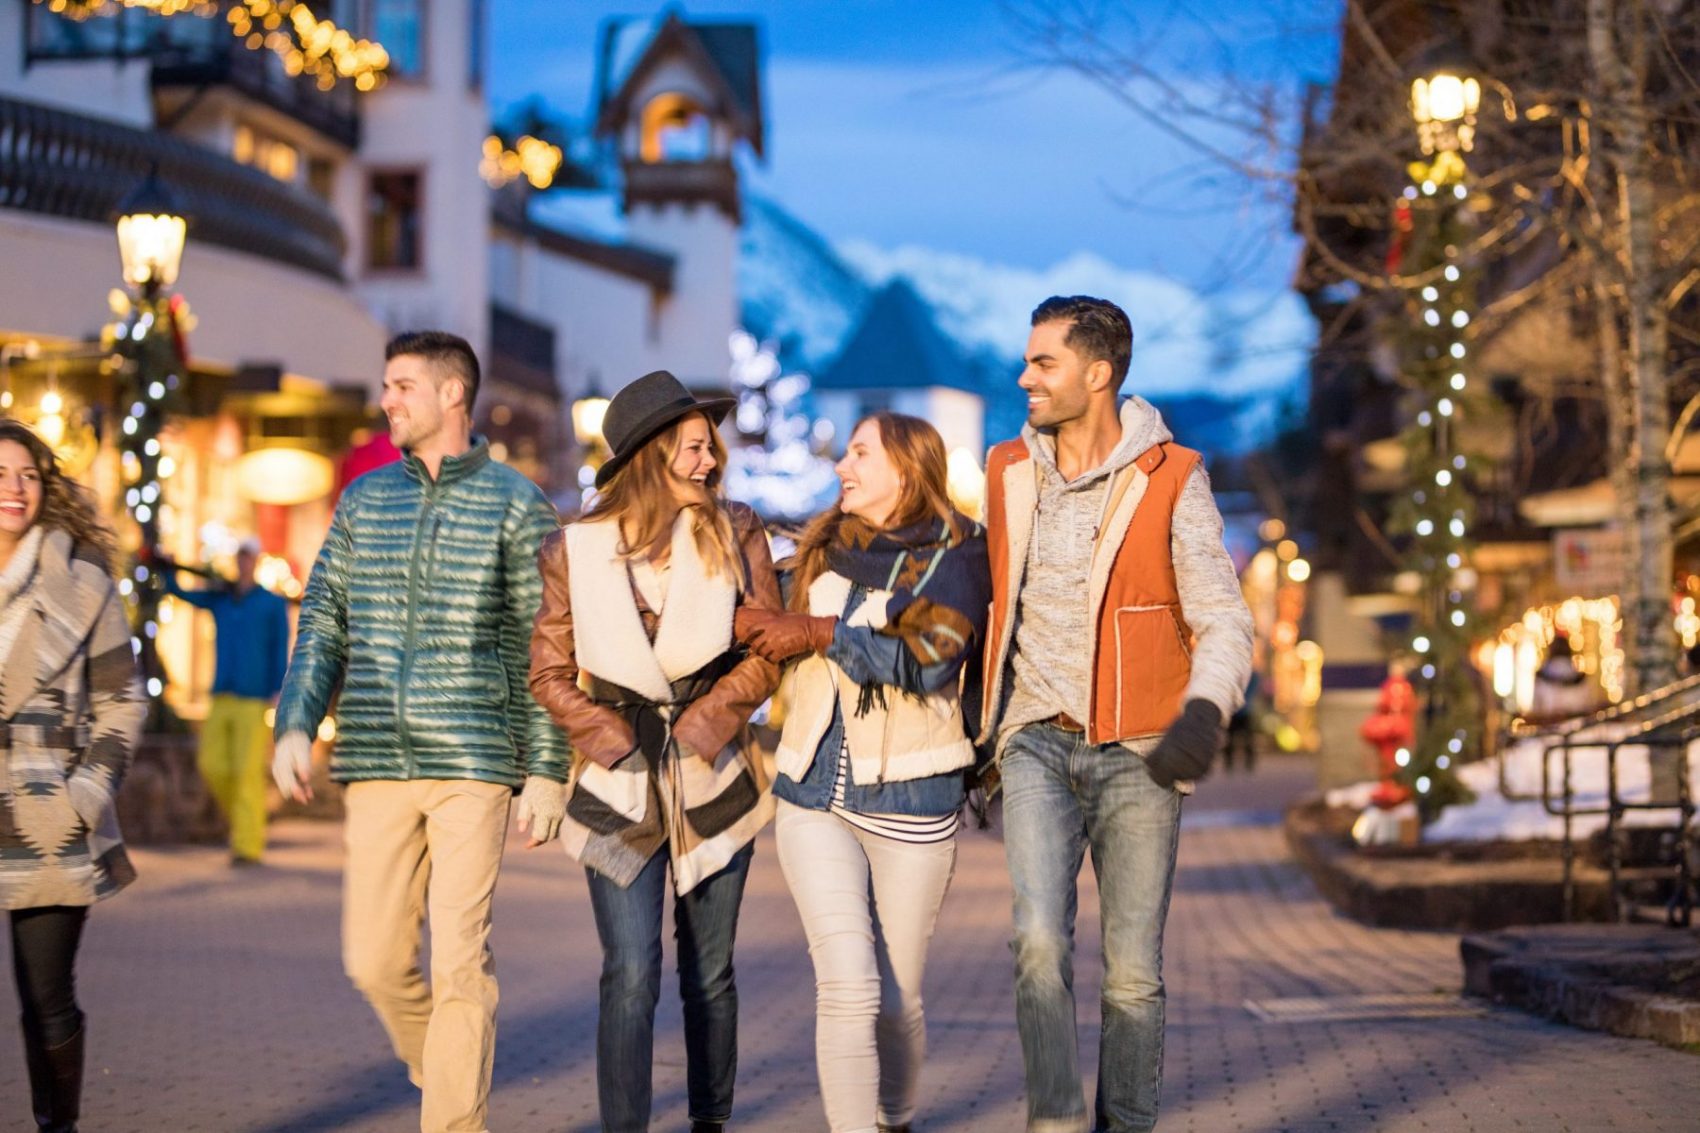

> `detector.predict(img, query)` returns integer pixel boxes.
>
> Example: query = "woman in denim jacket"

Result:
[733,412,990,1133]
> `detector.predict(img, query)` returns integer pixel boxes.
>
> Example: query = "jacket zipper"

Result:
[396,485,439,778]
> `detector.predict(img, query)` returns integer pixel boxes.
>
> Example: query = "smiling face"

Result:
[836,419,904,527]
[1019,319,1105,428]
[667,414,719,501]
[379,353,459,451]
[0,438,45,544]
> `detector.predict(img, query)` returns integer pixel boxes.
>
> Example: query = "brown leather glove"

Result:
[733,606,837,663]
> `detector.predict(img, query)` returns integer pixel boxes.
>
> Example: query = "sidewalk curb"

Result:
[1460,926,1700,1051]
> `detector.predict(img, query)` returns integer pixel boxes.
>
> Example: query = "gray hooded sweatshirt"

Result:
[1003,397,1254,752]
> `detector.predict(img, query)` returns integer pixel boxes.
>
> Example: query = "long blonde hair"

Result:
[787,412,959,608]
[584,411,741,580]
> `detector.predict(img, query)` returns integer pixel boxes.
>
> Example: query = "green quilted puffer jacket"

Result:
[275,439,569,787]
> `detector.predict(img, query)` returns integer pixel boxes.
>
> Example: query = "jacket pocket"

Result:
[1113,605,1192,736]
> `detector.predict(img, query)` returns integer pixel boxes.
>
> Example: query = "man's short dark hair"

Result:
[1031,296,1133,385]
[385,330,481,412]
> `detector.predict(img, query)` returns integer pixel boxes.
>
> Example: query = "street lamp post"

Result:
[1390,68,1485,815]
[112,170,189,722]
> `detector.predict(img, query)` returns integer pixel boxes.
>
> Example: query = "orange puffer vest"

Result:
[981,436,1201,746]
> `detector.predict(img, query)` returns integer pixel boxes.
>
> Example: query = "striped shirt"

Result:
[828,738,958,844]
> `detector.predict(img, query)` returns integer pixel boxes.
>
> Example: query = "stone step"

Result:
[1461,923,1700,1049]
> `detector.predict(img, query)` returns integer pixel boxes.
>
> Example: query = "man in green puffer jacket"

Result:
[271,331,568,1133]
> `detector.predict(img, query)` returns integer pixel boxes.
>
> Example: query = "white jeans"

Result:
[775,799,958,1133]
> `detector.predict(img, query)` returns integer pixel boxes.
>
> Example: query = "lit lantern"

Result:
[573,398,611,446]
[1411,70,1481,157]
[114,170,188,294]
[236,447,336,506]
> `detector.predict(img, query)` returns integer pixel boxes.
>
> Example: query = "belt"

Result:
[0,722,91,748]
[1047,713,1086,734]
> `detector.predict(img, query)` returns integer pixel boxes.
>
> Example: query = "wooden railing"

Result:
[0,95,346,281]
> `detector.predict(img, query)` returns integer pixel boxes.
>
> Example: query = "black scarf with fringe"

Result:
[823,512,990,712]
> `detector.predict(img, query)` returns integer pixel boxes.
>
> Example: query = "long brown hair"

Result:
[787,412,959,608]
[583,411,741,580]
[0,417,117,572]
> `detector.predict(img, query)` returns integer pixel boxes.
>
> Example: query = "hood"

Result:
[1022,396,1174,486]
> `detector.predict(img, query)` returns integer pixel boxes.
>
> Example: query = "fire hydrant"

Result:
[1354,669,1419,844]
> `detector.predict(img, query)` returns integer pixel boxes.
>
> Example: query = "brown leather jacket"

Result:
[529,502,783,767]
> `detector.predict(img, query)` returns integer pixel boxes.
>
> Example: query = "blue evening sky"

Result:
[489,1,1341,292]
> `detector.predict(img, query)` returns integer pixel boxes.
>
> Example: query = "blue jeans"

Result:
[585,842,754,1132]
[1001,722,1182,1133]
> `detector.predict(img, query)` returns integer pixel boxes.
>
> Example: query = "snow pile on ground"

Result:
[1327,737,1699,843]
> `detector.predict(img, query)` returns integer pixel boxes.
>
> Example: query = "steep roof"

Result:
[595,13,765,158]
[815,279,984,395]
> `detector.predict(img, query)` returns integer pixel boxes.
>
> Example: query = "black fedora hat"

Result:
[595,370,736,489]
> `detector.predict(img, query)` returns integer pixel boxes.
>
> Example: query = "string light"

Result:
[33,1,388,90]
[480,135,565,190]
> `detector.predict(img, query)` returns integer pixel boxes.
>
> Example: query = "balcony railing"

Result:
[490,302,558,398]
[0,95,346,281]
[151,39,360,150]
[24,1,360,148]
[622,157,742,222]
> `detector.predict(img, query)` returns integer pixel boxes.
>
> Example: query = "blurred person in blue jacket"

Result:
[164,538,290,864]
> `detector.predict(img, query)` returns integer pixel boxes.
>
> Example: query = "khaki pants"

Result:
[198,694,271,861]
[342,779,511,1133]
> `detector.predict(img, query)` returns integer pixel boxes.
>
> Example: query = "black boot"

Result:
[877,1125,911,1133]
[689,1122,724,1133]
[23,1025,82,1133]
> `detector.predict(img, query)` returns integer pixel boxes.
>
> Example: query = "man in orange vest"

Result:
[981,296,1254,1133]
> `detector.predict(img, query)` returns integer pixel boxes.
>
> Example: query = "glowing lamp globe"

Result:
[115,171,188,291]
[236,447,336,506]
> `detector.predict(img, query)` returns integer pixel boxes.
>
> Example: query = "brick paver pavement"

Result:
[5,753,1697,1131]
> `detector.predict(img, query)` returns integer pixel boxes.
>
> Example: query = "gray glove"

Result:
[515,776,567,845]
[1144,699,1224,789]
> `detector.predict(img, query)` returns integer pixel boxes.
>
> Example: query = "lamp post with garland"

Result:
[108,170,190,725]
[1385,70,1491,816]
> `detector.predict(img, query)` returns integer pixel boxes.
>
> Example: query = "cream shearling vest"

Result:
[773,570,976,786]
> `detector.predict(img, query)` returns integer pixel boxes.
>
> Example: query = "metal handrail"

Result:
[1497,673,1700,803]
[1542,701,1700,922]
[0,95,346,280]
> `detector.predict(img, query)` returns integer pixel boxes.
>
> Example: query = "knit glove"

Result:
[272,731,315,802]
[1144,699,1224,789]
[515,776,567,846]
[733,606,837,664]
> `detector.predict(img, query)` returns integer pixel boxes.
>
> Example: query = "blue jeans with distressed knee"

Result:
[1001,722,1182,1133]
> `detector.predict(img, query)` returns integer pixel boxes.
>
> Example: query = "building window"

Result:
[640,93,712,163]
[370,0,426,79]
[307,156,336,202]
[233,124,301,184]
[367,171,422,272]
[467,0,485,89]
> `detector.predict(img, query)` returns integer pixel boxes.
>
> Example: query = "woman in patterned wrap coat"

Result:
[0,418,146,1133]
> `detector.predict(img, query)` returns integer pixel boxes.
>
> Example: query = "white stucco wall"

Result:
[0,4,153,127]
[520,246,663,401]
[625,202,738,387]
[894,387,984,460]
[0,211,386,390]
[353,0,490,351]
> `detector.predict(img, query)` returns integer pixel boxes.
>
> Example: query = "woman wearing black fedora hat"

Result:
[529,370,783,1133]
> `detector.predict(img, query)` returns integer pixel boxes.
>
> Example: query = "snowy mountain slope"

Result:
[739,195,873,371]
